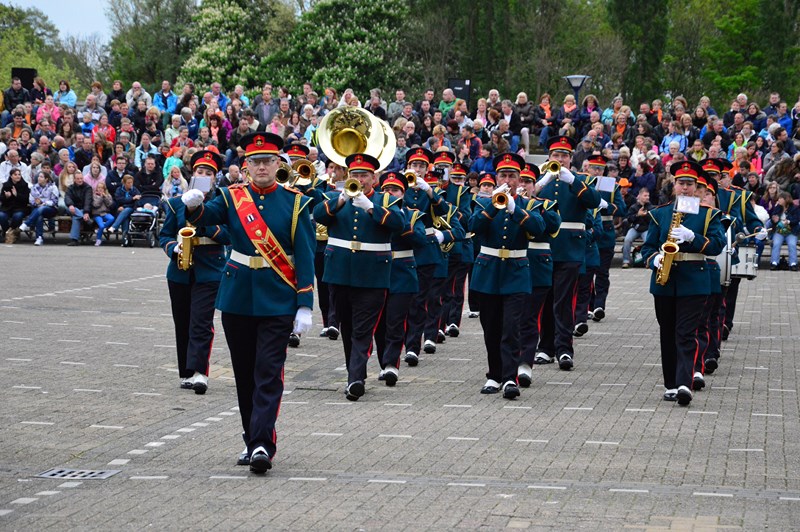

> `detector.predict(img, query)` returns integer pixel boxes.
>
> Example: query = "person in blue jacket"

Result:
[374,171,428,386]
[470,153,546,399]
[181,132,316,474]
[313,153,404,401]
[160,150,230,395]
[641,160,726,406]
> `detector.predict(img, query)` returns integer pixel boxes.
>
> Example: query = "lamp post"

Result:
[563,75,591,102]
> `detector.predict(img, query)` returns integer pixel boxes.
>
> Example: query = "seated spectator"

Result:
[164,114,182,146]
[65,171,93,245]
[769,192,800,270]
[0,168,30,243]
[0,149,31,183]
[744,171,764,198]
[19,170,58,246]
[91,181,115,246]
[134,155,164,207]
[83,159,108,190]
[622,188,653,267]
[53,80,77,109]
[630,159,656,198]
[58,160,80,212]
[765,156,795,193]
[134,133,160,168]
[110,175,140,234]
[470,144,493,175]
[161,165,188,201]
[36,95,61,125]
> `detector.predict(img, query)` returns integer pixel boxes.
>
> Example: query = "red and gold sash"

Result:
[229,185,297,288]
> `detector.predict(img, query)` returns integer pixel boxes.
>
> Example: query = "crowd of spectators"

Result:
[1,76,799,262]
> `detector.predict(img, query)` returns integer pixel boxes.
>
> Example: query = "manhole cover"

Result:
[38,468,120,480]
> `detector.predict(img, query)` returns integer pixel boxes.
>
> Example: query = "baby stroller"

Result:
[123,207,159,248]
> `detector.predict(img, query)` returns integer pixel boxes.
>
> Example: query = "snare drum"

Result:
[716,227,732,286]
[731,246,758,280]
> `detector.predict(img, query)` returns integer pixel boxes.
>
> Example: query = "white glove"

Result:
[433,229,445,244]
[293,306,312,335]
[351,193,373,211]
[505,193,516,214]
[173,242,182,255]
[181,189,205,208]
[494,183,510,194]
[536,172,553,190]
[599,199,609,209]
[670,224,695,244]
[415,176,431,192]
[652,253,664,269]
[755,227,768,241]
[558,168,574,184]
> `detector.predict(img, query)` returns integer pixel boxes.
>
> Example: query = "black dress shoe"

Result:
[404,352,419,366]
[592,308,605,322]
[237,448,250,466]
[663,389,678,401]
[502,382,520,400]
[533,352,554,364]
[436,330,446,343]
[249,448,272,473]
[326,326,339,340]
[180,378,193,389]
[383,369,398,387]
[345,381,365,401]
[517,373,532,388]
[693,372,705,390]
[573,322,588,337]
[558,354,574,371]
[288,333,300,348]
[480,380,500,394]
[423,340,436,354]
[705,358,718,374]
[721,325,730,341]
[677,386,692,406]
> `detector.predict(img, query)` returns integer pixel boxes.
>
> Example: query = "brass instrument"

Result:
[404,170,418,187]
[275,161,293,184]
[343,177,363,198]
[177,225,196,271]
[540,160,561,175]
[492,192,510,209]
[291,158,316,187]
[432,213,455,252]
[317,107,396,171]
[655,210,684,286]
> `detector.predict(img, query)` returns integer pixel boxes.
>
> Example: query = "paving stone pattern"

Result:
[1,244,798,529]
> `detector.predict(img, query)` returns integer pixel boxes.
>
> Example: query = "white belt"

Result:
[425,227,436,236]
[464,232,473,239]
[392,250,414,259]
[480,246,527,259]
[560,222,585,230]
[328,237,392,252]
[528,242,550,250]
[229,250,294,270]
[194,237,217,246]
[601,216,613,222]
[674,252,707,262]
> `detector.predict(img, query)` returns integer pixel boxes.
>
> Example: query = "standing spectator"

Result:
[91,181,115,246]
[387,89,408,123]
[768,192,799,270]
[621,188,653,267]
[126,81,152,110]
[2,78,32,126]
[0,168,30,243]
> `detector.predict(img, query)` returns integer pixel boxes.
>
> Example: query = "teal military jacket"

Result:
[719,186,763,265]
[160,197,230,284]
[313,189,404,289]
[432,203,466,278]
[404,187,451,267]
[641,202,726,297]
[597,182,627,250]
[187,182,316,316]
[582,208,602,271]
[440,183,474,264]
[390,208,428,294]
[537,171,602,263]
[469,197,546,295]
[525,197,561,288]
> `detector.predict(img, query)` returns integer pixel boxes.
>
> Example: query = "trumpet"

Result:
[540,160,561,175]
[404,170,418,187]
[275,161,293,184]
[177,225,196,271]
[492,192,510,209]
[343,177,363,198]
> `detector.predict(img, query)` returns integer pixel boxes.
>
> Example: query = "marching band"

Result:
[163,106,769,473]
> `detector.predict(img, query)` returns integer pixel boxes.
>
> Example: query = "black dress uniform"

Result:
[160,150,230,394]
[313,153,405,401]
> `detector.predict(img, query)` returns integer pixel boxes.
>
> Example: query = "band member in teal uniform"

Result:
[439,162,474,338]
[160,150,230,394]
[641,160,726,406]
[403,148,455,366]
[574,206,603,336]
[470,152,546,399]
[374,172,428,386]
[313,153,404,401]
[516,164,561,387]
[283,142,310,162]
[181,132,316,473]
[534,136,602,370]
[588,155,626,321]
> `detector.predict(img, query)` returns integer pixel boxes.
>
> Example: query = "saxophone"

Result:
[177,225,196,271]
[655,210,684,286]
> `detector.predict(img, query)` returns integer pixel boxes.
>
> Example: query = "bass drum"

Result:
[715,227,732,286]
[731,246,758,280]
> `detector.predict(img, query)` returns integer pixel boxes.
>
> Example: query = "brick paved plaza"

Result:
[1,243,799,530]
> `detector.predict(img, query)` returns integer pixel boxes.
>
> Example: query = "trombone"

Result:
[291,158,316,187]
[275,161,293,184]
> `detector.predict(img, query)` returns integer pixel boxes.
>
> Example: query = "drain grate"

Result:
[38,468,120,480]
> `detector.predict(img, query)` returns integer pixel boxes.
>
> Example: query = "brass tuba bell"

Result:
[317,107,396,171]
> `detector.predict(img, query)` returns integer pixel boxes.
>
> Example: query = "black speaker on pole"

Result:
[448,78,471,108]
[11,68,38,90]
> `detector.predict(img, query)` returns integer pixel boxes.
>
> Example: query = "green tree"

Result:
[756,0,800,102]
[0,29,78,95]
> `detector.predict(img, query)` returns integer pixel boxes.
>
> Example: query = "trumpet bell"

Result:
[404,170,417,187]
[492,192,509,209]
[540,160,561,174]
[343,177,363,198]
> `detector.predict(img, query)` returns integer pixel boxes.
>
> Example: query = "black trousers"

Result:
[375,292,414,370]
[406,265,436,354]
[593,247,615,310]
[479,293,525,383]
[653,294,706,390]
[702,291,725,367]
[575,267,598,325]
[519,286,551,366]
[222,312,293,458]
[695,293,715,373]
[331,284,386,384]
[440,259,470,328]
[723,277,741,331]
[167,279,218,378]
[314,250,338,329]
[539,261,581,357]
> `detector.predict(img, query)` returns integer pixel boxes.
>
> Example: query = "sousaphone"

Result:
[318,107,396,171]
